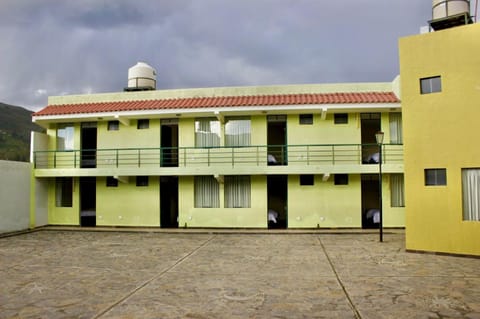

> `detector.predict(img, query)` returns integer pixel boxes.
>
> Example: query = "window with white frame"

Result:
[57,124,74,150]
[225,117,251,146]
[225,175,251,208]
[389,113,403,144]
[55,177,73,207]
[390,174,405,207]
[194,176,220,208]
[462,168,480,221]
[195,118,220,147]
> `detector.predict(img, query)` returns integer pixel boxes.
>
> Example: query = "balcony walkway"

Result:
[33,143,404,177]
[1,229,479,318]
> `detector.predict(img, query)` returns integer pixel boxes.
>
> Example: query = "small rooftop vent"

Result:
[430,0,473,31]
[124,62,156,92]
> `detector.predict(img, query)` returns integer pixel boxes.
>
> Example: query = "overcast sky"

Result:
[0,0,434,111]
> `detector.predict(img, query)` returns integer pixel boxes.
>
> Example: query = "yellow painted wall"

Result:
[251,115,267,145]
[47,178,79,225]
[288,174,361,228]
[178,175,267,227]
[96,176,160,226]
[97,119,160,149]
[179,118,195,148]
[47,124,80,224]
[43,113,404,228]
[48,176,161,227]
[287,174,403,228]
[400,23,480,255]
[287,113,361,145]
[286,112,395,145]
[47,127,56,150]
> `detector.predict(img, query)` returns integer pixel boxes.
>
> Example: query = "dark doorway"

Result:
[160,176,178,228]
[267,175,288,229]
[267,115,287,165]
[361,174,380,229]
[361,113,381,164]
[161,120,179,167]
[81,122,97,168]
[80,177,96,227]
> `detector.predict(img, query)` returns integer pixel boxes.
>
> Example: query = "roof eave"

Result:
[32,102,401,126]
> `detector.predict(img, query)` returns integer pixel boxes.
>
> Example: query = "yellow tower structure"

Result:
[399,22,480,256]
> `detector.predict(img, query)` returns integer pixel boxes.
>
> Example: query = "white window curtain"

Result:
[225,175,251,208]
[57,124,74,150]
[225,117,251,146]
[195,118,220,147]
[462,169,480,221]
[194,176,219,208]
[389,113,403,144]
[390,174,405,207]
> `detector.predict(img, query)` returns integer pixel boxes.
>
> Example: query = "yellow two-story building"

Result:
[31,63,404,229]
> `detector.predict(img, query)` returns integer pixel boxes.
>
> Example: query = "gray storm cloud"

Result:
[0,0,431,111]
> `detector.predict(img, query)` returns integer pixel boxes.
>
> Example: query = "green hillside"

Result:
[0,102,45,162]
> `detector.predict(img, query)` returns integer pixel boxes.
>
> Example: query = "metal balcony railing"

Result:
[33,144,403,169]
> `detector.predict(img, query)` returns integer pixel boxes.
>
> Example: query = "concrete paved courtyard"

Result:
[1,229,480,319]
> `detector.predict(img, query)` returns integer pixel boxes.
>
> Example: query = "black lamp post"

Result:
[375,131,384,242]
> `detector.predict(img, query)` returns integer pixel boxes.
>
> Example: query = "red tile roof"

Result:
[33,92,399,117]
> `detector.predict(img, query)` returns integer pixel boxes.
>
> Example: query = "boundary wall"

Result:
[0,160,32,233]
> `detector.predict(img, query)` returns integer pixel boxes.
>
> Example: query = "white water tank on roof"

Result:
[432,0,470,20]
[126,62,156,91]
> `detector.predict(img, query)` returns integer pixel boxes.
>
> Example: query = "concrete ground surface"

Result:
[1,229,479,319]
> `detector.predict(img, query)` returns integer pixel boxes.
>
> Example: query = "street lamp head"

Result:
[375,131,384,145]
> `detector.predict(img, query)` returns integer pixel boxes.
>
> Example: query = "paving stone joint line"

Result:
[317,235,362,319]
[91,234,217,319]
